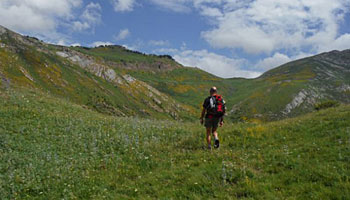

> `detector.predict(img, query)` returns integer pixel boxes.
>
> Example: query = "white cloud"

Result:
[149,40,170,46]
[149,0,192,12]
[168,49,261,78]
[71,21,90,32]
[91,41,114,47]
[57,39,67,46]
[70,43,81,47]
[153,48,179,54]
[122,44,136,51]
[255,53,291,70]
[114,29,130,41]
[198,6,223,17]
[318,34,350,52]
[0,0,103,43]
[72,2,102,32]
[122,39,144,51]
[0,0,82,37]
[112,0,135,12]
[81,3,102,24]
[201,0,350,54]
[136,0,349,54]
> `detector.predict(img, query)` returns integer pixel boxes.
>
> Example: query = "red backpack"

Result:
[208,95,226,117]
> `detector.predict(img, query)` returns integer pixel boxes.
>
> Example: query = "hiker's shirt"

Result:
[203,96,219,119]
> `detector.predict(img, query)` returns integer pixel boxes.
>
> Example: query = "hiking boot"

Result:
[214,139,220,149]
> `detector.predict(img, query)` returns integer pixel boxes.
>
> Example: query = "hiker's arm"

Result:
[200,108,206,124]
[219,116,224,127]
[200,107,206,119]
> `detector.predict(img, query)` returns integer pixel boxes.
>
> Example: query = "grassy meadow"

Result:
[0,88,349,199]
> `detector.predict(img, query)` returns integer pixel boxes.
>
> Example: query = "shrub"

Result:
[314,100,339,111]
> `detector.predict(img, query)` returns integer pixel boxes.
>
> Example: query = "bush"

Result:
[314,100,339,111]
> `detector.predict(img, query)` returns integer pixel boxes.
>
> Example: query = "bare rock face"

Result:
[56,49,117,81]
[56,51,69,58]
[122,74,136,83]
[283,90,308,115]
[56,48,186,119]
[338,84,350,92]
[315,50,350,70]
[19,66,35,82]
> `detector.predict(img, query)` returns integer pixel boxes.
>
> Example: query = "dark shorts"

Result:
[204,117,220,129]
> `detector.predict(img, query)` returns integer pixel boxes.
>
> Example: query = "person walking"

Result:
[200,87,226,150]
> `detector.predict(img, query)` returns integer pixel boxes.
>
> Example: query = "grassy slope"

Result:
[128,68,304,121]
[130,53,350,121]
[128,67,226,108]
[2,28,349,122]
[1,88,349,199]
[0,34,192,120]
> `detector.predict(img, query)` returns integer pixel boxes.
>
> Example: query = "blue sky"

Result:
[0,0,349,78]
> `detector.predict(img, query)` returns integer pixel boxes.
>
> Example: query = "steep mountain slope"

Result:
[0,25,349,121]
[228,50,350,121]
[0,25,193,120]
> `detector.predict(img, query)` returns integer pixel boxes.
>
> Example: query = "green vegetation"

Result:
[314,100,340,111]
[128,67,310,121]
[0,39,190,120]
[1,88,349,199]
[72,45,178,66]
[1,26,350,199]
[1,27,350,122]
[129,51,350,121]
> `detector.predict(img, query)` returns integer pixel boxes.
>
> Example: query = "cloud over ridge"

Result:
[200,0,350,54]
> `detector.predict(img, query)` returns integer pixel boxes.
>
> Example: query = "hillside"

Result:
[1,88,349,199]
[130,50,350,121]
[0,25,193,120]
[243,50,350,120]
[0,25,349,121]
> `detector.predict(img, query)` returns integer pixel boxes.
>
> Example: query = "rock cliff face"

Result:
[56,49,118,82]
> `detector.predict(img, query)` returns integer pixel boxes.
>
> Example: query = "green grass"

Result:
[1,88,350,199]
[128,67,309,121]
[2,29,350,122]
[0,41,191,120]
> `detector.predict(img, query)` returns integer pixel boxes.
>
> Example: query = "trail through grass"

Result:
[1,89,349,199]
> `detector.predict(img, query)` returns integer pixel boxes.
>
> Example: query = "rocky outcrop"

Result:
[338,84,350,92]
[56,48,185,119]
[315,50,350,70]
[283,90,308,114]
[56,50,117,82]
[19,66,34,82]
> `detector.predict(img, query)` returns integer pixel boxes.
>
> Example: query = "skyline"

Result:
[0,0,349,78]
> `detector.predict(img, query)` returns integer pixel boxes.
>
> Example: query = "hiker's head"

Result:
[210,87,217,95]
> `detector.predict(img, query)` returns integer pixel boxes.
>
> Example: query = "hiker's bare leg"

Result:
[206,127,212,146]
[212,127,218,140]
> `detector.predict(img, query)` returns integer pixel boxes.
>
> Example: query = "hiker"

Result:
[200,87,226,149]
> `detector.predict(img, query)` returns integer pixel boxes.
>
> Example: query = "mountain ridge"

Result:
[0,25,349,121]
